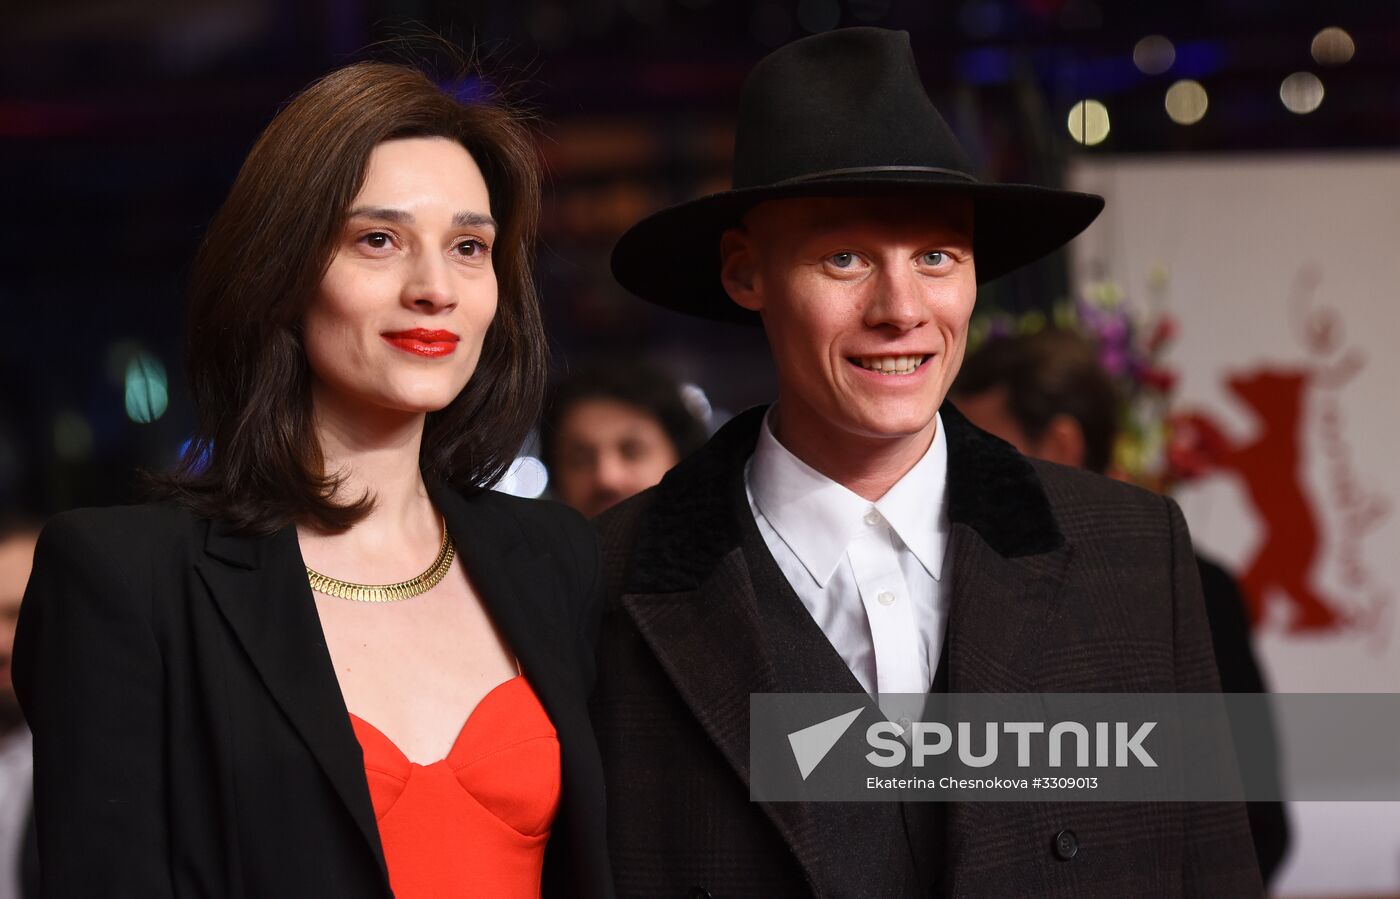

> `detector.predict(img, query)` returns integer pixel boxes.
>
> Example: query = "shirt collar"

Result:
[878,415,949,581]
[0,724,31,763]
[746,407,950,587]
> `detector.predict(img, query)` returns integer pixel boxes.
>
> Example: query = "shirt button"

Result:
[877,591,896,606]
[863,508,880,526]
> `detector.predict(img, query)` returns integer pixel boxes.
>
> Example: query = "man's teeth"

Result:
[855,355,927,375]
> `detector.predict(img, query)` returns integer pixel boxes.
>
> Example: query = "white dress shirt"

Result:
[744,408,951,697]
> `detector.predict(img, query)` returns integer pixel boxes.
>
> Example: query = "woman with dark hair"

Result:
[14,61,613,898]
[541,360,710,519]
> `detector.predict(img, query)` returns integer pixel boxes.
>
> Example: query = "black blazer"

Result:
[14,482,614,898]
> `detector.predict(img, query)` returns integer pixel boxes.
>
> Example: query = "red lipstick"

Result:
[382,329,460,358]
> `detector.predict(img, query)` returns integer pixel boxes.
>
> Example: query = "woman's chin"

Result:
[375,378,471,414]
[352,389,461,419]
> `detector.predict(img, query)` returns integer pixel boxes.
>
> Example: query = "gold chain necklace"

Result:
[306,519,455,603]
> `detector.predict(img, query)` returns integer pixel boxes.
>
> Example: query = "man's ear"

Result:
[719,228,763,312]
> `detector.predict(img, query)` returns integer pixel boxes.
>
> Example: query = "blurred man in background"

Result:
[541,360,708,519]
[952,329,1118,474]
[953,327,1290,886]
[0,520,37,899]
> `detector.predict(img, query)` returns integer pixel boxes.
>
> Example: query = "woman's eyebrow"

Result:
[346,206,497,231]
[453,211,497,230]
[347,205,411,223]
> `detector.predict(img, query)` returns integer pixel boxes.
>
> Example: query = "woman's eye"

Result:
[922,251,947,266]
[359,231,393,251]
[454,238,490,259]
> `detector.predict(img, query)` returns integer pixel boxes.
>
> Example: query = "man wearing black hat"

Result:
[591,27,1262,898]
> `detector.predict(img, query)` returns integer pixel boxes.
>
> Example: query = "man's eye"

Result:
[829,252,857,268]
[922,251,947,266]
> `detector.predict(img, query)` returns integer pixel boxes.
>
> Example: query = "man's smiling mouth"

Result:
[848,354,931,375]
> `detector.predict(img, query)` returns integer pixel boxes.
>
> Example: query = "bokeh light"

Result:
[1280,72,1325,114]
[124,352,169,423]
[1311,27,1355,66]
[1067,99,1110,146]
[1164,79,1209,125]
[1133,35,1176,75]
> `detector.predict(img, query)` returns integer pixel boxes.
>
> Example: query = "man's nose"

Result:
[863,265,928,331]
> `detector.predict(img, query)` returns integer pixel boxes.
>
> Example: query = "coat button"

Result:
[1053,829,1078,861]
[688,889,712,899]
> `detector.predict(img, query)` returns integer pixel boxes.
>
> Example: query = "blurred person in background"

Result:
[0,520,38,899]
[14,61,612,898]
[540,360,708,519]
[594,27,1262,897]
[952,327,1291,886]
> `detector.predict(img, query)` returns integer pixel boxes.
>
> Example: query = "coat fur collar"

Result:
[625,401,1062,595]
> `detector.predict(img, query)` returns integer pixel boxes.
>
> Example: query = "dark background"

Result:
[3,0,1397,515]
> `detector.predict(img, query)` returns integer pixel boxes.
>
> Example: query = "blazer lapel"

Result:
[427,483,576,721]
[194,520,388,884]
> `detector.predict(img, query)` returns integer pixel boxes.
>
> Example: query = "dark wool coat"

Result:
[590,403,1263,899]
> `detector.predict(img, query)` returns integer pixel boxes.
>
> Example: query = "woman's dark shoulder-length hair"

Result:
[147,60,545,536]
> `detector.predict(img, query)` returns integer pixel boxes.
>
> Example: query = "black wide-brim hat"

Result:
[611,27,1105,325]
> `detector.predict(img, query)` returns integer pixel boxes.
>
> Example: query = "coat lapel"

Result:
[944,524,1074,691]
[619,410,819,876]
[194,520,388,885]
[619,410,779,788]
[622,548,778,783]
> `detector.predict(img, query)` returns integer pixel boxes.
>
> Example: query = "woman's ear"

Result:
[719,228,762,312]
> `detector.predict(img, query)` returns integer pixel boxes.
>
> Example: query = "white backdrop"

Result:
[1068,153,1400,897]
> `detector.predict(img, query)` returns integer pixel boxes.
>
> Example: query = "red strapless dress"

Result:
[349,676,561,899]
